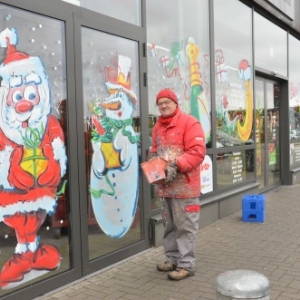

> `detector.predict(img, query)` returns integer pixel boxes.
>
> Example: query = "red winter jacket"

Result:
[149,109,206,198]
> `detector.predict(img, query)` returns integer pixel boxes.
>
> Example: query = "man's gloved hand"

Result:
[147,152,157,161]
[165,162,178,184]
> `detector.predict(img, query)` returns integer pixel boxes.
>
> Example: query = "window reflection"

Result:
[289,34,300,166]
[214,0,253,148]
[216,150,254,189]
[254,12,287,77]
[77,0,141,26]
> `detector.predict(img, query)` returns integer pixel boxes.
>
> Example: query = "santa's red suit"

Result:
[0,116,66,287]
[0,28,67,288]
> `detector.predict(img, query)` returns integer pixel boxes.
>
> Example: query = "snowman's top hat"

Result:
[106,55,137,105]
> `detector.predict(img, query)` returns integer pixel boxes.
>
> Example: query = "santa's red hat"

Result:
[0,28,48,90]
[0,28,30,65]
[4,37,29,65]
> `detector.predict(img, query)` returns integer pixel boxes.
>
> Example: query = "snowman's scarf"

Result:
[98,117,139,144]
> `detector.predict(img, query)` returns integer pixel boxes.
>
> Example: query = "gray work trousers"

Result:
[160,196,200,273]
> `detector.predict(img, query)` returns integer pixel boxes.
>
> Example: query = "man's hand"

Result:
[165,162,178,184]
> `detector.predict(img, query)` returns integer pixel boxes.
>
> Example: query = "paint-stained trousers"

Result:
[160,196,200,273]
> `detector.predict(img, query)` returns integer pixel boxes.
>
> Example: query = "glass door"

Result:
[81,27,143,261]
[255,77,281,190]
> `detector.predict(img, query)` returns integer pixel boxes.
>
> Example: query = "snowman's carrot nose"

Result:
[102,100,121,110]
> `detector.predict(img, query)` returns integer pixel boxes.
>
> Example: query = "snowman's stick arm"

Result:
[89,174,115,199]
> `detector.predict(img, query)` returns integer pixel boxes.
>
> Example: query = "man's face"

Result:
[157,97,177,117]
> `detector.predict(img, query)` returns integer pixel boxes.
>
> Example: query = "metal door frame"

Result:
[255,74,289,191]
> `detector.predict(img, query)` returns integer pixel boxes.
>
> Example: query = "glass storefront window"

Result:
[81,27,142,260]
[254,12,287,77]
[146,0,211,149]
[289,34,300,166]
[0,5,69,293]
[214,0,254,149]
[146,0,212,202]
[146,0,212,203]
[63,0,141,26]
[216,150,255,189]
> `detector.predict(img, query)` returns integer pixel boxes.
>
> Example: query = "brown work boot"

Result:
[157,261,177,272]
[168,267,195,280]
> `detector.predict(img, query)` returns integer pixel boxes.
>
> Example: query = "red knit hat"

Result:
[156,89,178,105]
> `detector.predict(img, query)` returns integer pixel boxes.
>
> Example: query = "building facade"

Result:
[0,0,299,298]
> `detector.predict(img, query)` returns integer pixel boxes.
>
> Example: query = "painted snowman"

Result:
[89,55,139,238]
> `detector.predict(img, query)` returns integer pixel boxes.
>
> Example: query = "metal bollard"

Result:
[216,270,270,300]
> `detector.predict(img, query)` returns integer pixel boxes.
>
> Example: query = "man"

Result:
[148,88,206,280]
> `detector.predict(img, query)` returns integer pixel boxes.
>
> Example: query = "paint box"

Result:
[140,157,168,184]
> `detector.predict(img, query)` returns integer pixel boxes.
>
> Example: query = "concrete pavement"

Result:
[38,184,300,300]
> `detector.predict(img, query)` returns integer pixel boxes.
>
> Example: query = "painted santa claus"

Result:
[0,28,67,288]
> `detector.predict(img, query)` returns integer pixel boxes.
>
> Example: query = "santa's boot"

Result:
[0,250,34,288]
[1,212,36,287]
[0,210,60,287]
[24,211,60,271]
[31,244,60,271]
[20,210,60,271]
